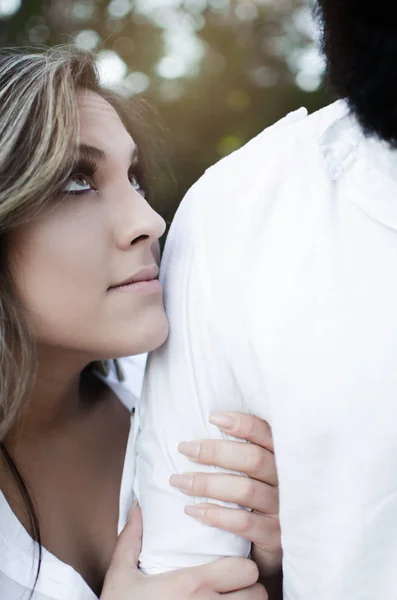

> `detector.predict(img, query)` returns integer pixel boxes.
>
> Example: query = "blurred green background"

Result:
[0,0,330,222]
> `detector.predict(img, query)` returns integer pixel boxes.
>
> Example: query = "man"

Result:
[134,2,397,598]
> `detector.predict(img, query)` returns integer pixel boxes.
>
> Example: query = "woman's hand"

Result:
[171,413,282,579]
[101,505,267,600]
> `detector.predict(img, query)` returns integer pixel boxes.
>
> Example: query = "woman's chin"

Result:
[117,313,170,357]
[142,316,170,353]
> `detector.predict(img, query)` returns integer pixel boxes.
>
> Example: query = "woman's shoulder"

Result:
[0,569,51,600]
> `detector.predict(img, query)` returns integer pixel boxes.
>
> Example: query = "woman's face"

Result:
[8,89,169,361]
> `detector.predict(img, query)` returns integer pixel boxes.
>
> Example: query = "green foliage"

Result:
[0,0,329,220]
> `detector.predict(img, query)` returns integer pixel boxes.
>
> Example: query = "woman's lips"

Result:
[108,265,161,294]
[110,279,162,294]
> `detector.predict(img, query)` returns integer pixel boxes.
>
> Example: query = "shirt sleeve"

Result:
[134,178,252,574]
[134,107,310,574]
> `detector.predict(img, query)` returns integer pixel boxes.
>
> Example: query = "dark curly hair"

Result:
[316,0,397,147]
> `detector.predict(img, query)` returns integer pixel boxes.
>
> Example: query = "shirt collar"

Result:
[321,104,397,231]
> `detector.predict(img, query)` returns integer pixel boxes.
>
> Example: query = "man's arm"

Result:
[134,183,252,574]
[134,107,309,576]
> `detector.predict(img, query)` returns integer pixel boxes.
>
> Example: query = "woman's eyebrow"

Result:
[78,144,139,164]
[78,144,106,163]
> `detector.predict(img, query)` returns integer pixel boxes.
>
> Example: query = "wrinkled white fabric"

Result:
[135,99,397,599]
[0,354,146,600]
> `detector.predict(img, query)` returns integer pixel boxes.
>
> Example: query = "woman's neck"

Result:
[7,346,96,445]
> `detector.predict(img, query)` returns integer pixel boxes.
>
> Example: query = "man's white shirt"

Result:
[135,100,397,599]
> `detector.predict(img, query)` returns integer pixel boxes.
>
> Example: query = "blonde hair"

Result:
[0,46,152,439]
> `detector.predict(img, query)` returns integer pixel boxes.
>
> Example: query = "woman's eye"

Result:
[129,173,145,196]
[62,175,93,195]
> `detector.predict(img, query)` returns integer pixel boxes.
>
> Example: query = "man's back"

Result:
[135,99,397,599]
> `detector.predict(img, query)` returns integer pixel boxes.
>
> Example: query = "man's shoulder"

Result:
[205,99,349,179]
[170,99,356,245]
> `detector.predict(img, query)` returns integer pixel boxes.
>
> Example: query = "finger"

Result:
[197,557,259,593]
[178,439,278,484]
[170,472,278,514]
[108,504,143,572]
[185,503,280,547]
[209,413,274,452]
[222,583,268,599]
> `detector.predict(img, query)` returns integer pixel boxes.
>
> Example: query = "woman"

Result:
[0,47,281,599]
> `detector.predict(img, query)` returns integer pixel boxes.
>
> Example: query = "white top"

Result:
[0,354,146,600]
[135,99,397,599]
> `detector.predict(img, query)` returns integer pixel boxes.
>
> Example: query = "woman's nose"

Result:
[115,190,166,250]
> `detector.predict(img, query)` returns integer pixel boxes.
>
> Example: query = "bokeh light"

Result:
[72,0,96,21]
[235,2,259,21]
[74,29,101,51]
[0,0,21,18]
[107,0,132,19]
[96,50,128,86]
[117,71,151,97]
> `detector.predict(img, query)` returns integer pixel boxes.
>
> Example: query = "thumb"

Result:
[109,503,143,573]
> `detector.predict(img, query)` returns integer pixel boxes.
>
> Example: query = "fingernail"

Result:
[209,413,236,430]
[178,441,200,459]
[185,505,206,521]
[170,474,194,493]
